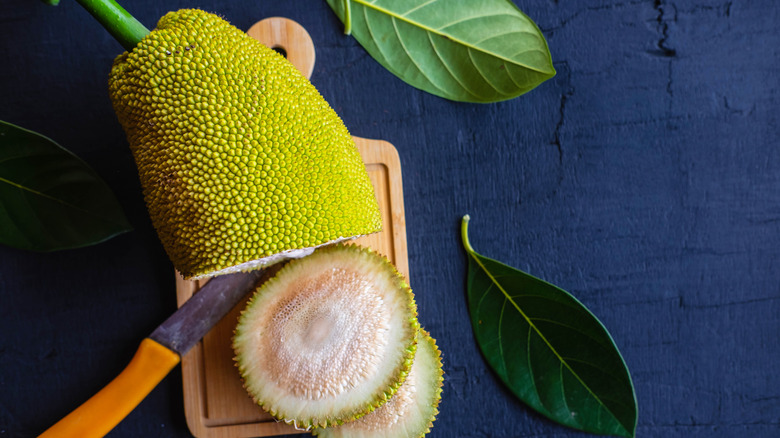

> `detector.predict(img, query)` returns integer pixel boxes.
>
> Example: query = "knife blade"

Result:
[151,270,265,356]
[39,269,265,438]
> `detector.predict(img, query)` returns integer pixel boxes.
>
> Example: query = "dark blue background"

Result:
[1,1,778,437]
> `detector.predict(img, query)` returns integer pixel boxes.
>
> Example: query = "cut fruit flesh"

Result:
[233,244,419,429]
[200,235,359,279]
[315,329,444,438]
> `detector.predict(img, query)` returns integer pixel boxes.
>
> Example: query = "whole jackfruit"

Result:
[108,9,381,279]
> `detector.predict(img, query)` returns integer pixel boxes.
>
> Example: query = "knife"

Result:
[39,269,265,438]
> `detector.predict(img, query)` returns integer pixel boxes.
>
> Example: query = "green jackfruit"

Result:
[108,9,381,279]
[232,244,419,429]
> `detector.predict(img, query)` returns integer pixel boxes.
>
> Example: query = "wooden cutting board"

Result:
[174,18,408,438]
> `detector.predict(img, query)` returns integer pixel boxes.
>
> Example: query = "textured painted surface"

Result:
[1,1,778,437]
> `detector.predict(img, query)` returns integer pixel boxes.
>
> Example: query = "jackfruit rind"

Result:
[233,244,419,429]
[314,329,444,438]
[108,9,381,279]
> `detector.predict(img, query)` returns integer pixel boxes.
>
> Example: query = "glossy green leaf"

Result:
[461,215,637,437]
[0,121,131,252]
[324,0,555,103]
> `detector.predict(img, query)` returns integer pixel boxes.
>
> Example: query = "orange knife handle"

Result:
[39,338,180,438]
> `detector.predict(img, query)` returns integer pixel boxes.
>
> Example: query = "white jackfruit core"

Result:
[234,246,415,425]
[353,348,417,432]
[268,267,389,400]
[316,332,442,438]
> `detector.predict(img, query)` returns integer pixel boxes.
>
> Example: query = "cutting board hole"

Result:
[247,17,316,80]
[271,46,288,58]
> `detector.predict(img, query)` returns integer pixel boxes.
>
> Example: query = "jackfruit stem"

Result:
[75,0,149,51]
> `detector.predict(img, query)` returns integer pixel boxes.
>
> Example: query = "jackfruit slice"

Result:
[232,244,419,429]
[108,9,381,279]
[314,329,444,438]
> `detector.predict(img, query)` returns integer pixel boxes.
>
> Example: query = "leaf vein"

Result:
[427,33,482,100]
[528,317,611,347]
[360,4,391,65]
[0,175,88,213]
[474,29,545,47]
[467,48,511,97]
[400,0,436,17]
[389,17,446,94]
[560,362,576,426]
[475,281,494,315]
[467,252,627,432]
[436,12,519,33]
[498,299,507,376]
[350,0,554,73]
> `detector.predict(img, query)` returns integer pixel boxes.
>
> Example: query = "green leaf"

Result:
[461,215,637,437]
[0,121,131,252]
[40,0,60,5]
[324,0,555,103]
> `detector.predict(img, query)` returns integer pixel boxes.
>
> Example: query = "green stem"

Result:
[75,0,149,51]
[342,0,352,35]
[461,214,474,254]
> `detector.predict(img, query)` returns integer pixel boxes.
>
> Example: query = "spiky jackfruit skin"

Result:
[108,9,381,279]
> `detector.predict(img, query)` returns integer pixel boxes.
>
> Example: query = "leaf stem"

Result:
[342,0,352,35]
[461,214,474,254]
[75,0,150,51]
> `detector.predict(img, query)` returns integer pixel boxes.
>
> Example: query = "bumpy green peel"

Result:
[109,9,381,279]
